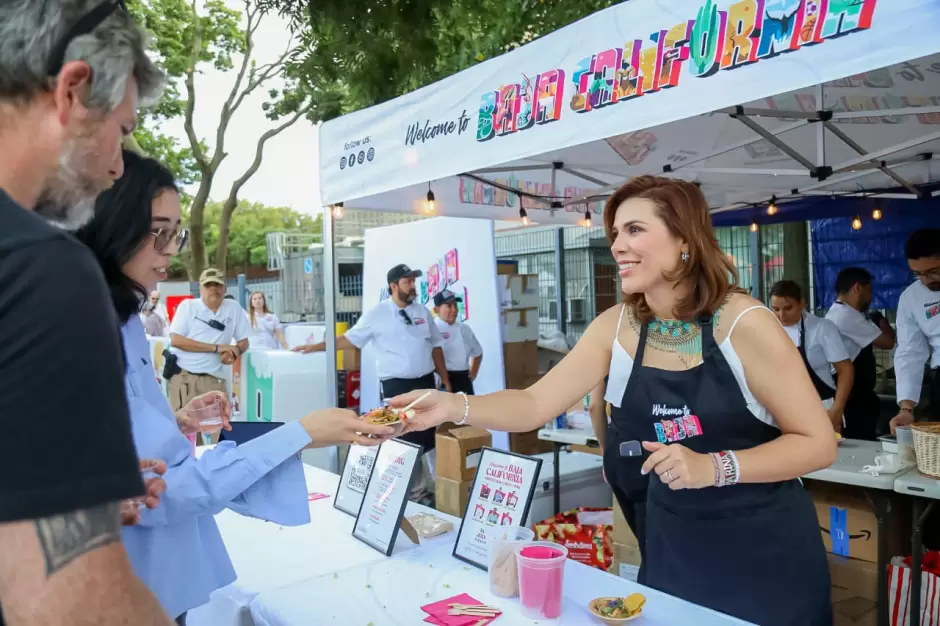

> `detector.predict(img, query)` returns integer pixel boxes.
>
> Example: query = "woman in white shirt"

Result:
[248,291,287,350]
[769,280,853,433]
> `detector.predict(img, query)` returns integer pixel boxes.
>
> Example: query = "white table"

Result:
[894,471,940,626]
[803,439,915,626]
[187,464,449,626]
[247,536,754,626]
[538,428,599,515]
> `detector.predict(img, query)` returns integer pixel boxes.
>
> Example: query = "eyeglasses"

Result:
[47,1,129,77]
[399,310,413,326]
[151,227,189,252]
[912,264,940,280]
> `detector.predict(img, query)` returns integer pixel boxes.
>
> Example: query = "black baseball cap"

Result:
[387,263,422,285]
[433,289,462,307]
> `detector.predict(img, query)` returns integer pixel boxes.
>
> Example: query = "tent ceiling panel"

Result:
[320,0,940,225]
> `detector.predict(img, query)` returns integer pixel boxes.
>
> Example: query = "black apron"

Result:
[798,316,836,401]
[445,370,475,395]
[603,375,650,585]
[832,302,880,440]
[626,315,831,626]
[381,373,437,452]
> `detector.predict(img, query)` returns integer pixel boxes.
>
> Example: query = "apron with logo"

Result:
[624,314,832,625]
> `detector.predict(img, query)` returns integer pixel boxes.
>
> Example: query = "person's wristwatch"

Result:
[214,345,219,353]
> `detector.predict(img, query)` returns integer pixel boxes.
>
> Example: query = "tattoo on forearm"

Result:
[34,502,121,576]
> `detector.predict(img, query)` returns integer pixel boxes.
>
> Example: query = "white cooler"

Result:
[238,350,337,473]
[523,450,611,525]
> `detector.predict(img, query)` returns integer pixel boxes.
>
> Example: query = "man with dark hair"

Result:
[825,267,896,440]
[890,228,940,433]
[0,1,172,624]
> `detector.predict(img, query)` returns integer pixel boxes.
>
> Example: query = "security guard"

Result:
[825,267,896,440]
[890,229,940,433]
[293,263,450,503]
[433,289,483,395]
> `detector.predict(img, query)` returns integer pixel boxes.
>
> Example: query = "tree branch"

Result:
[184,0,208,171]
[230,44,292,115]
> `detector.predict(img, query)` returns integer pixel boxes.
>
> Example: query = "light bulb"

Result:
[424,188,437,214]
[519,207,529,226]
[851,215,862,230]
[331,203,344,219]
[749,222,758,233]
[582,211,592,228]
[872,208,883,220]
[767,202,777,216]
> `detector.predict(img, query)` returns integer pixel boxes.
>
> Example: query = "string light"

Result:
[582,211,592,228]
[872,207,883,220]
[851,215,863,231]
[423,183,436,214]
[749,221,758,233]
[331,202,344,219]
[766,196,778,216]
[519,207,529,226]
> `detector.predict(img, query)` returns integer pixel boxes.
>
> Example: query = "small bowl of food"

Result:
[835,432,844,446]
[362,406,409,437]
[589,594,646,624]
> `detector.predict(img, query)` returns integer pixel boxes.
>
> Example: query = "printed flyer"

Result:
[333,445,380,516]
[452,447,542,569]
[352,439,421,556]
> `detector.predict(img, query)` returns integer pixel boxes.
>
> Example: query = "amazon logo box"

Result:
[805,480,910,565]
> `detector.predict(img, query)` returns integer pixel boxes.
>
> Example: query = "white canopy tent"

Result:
[316,0,940,403]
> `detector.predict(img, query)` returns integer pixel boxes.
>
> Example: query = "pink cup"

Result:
[515,542,568,620]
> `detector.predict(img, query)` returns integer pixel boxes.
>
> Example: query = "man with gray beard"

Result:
[0,1,174,624]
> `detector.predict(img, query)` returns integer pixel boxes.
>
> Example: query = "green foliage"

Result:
[258,0,624,120]
[169,200,322,278]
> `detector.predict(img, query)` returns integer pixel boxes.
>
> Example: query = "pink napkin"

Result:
[307,492,330,502]
[421,593,500,625]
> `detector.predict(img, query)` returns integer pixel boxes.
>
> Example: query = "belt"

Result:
[182,369,219,377]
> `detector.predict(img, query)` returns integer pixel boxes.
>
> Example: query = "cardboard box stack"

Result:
[806,481,910,626]
[434,424,492,517]
[610,499,642,581]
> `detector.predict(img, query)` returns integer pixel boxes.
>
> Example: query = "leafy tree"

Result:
[169,200,322,278]
[129,0,323,278]
[257,0,623,118]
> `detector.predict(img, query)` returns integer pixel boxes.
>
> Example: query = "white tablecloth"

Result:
[247,541,754,625]
[804,439,911,490]
[187,464,451,626]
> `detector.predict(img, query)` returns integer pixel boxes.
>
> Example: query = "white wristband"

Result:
[455,392,470,426]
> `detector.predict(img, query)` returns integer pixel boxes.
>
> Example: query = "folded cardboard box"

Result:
[436,424,491,482]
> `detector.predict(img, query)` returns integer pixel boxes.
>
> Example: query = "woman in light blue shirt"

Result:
[76,151,394,625]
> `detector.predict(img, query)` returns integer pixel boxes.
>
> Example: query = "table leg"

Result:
[909,499,937,626]
[864,490,892,626]
[553,443,561,516]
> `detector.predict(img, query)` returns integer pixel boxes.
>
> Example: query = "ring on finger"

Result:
[663,470,674,483]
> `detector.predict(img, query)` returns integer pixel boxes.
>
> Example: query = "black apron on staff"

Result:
[798,316,836,401]
[841,342,879,441]
[380,372,437,452]
[627,314,832,626]
[445,370,474,395]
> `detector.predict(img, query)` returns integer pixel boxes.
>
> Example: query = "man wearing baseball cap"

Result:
[168,268,251,412]
[294,263,450,504]
[433,290,483,395]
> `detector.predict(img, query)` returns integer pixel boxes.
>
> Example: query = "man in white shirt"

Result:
[433,289,483,395]
[770,280,853,433]
[825,267,896,440]
[168,268,250,411]
[889,229,940,433]
[293,264,450,503]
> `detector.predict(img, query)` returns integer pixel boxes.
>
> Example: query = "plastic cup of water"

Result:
[187,397,223,428]
[488,526,535,597]
[515,541,568,620]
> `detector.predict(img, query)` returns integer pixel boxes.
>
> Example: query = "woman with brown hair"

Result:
[247,291,288,350]
[389,176,836,625]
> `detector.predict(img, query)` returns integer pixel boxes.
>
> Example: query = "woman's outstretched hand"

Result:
[387,389,463,433]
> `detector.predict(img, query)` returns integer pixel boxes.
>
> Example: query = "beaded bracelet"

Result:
[455,392,470,426]
[710,450,740,487]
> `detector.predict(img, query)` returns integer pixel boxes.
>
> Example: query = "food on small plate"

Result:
[363,406,404,425]
[589,593,646,623]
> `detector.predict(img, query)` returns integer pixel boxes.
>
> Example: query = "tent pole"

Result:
[554,228,567,336]
[816,85,826,167]
[831,131,940,173]
[322,204,339,456]
[749,227,761,300]
[823,121,922,196]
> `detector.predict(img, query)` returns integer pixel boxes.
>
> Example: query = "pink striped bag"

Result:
[888,555,940,626]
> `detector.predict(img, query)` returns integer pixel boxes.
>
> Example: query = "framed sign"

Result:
[334,445,380,516]
[352,438,422,556]
[452,447,542,570]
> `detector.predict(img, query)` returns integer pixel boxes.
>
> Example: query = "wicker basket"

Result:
[912,423,940,478]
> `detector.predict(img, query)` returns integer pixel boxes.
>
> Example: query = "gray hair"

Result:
[0,0,164,112]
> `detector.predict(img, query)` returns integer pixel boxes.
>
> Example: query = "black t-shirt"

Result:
[0,191,143,521]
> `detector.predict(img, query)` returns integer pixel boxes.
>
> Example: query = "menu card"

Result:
[334,445,380,516]
[352,438,422,556]
[452,447,542,569]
